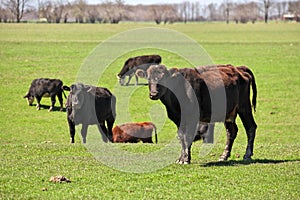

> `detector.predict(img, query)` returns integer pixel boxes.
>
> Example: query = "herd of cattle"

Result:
[24,54,257,164]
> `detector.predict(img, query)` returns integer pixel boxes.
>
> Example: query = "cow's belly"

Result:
[43,93,50,97]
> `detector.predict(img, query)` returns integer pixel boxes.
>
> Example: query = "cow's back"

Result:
[30,78,63,96]
[176,65,244,122]
[118,55,162,77]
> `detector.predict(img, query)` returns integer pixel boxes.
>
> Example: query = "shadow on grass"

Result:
[122,83,148,86]
[201,158,300,167]
[30,104,66,112]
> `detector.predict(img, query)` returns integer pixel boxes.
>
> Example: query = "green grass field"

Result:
[0,23,299,199]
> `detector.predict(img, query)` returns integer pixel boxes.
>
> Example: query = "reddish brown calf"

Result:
[112,122,157,143]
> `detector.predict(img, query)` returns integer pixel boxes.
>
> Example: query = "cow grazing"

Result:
[137,64,257,164]
[117,54,161,86]
[63,83,116,143]
[112,122,157,143]
[24,78,65,112]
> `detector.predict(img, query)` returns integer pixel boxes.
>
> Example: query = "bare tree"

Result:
[53,0,65,23]
[101,0,125,23]
[150,5,162,24]
[288,0,300,21]
[207,3,217,21]
[72,0,87,23]
[223,0,231,24]
[194,2,201,21]
[86,5,98,23]
[263,0,271,23]
[4,0,30,22]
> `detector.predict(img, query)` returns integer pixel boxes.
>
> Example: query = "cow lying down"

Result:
[112,122,157,143]
[24,78,66,112]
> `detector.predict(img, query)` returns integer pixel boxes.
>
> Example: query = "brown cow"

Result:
[112,122,157,143]
[117,55,161,86]
[137,64,257,164]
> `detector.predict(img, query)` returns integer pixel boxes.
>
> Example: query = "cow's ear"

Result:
[135,69,147,79]
[168,68,179,75]
[86,86,96,94]
[170,71,180,79]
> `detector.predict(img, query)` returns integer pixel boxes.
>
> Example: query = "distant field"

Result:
[0,23,299,199]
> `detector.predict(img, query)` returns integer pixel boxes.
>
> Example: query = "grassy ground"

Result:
[0,22,299,199]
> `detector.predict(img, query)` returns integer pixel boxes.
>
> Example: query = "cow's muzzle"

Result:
[149,93,159,100]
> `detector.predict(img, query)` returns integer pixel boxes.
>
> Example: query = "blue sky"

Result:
[88,0,226,5]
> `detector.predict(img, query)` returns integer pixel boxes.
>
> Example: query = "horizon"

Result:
[87,0,292,6]
[88,0,228,5]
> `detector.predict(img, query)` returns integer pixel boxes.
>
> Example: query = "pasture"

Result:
[0,23,299,199]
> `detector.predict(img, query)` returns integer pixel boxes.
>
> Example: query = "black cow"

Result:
[24,78,65,112]
[117,55,161,86]
[137,64,257,164]
[63,83,116,143]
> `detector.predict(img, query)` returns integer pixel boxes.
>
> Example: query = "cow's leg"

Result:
[81,124,88,144]
[68,119,75,143]
[219,122,238,161]
[57,92,64,111]
[176,129,192,164]
[203,123,215,143]
[49,95,56,112]
[142,137,153,143]
[134,74,139,86]
[36,96,42,110]
[239,111,257,160]
[97,123,109,143]
[126,74,133,85]
[106,116,115,142]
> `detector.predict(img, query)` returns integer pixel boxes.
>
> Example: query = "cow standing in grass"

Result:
[117,55,161,86]
[24,78,65,112]
[137,64,257,164]
[63,83,116,143]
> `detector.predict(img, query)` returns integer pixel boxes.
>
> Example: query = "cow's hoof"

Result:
[243,155,253,161]
[219,155,228,161]
[175,157,190,165]
[176,160,190,165]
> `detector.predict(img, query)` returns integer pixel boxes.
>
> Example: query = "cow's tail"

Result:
[62,90,67,99]
[241,67,257,112]
[153,124,158,143]
[61,85,70,99]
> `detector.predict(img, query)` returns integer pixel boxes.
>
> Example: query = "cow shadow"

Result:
[200,158,300,167]
[123,83,148,86]
[30,104,66,112]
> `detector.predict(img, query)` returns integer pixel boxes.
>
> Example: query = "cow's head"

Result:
[68,83,91,111]
[136,65,171,100]
[116,74,126,86]
[63,83,92,121]
[23,93,34,106]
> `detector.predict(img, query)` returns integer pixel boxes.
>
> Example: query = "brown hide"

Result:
[112,122,157,143]
[143,64,257,163]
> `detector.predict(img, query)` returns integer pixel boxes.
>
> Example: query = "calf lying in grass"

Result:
[112,122,157,143]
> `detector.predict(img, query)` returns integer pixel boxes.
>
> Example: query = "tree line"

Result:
[0,0,300,24]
